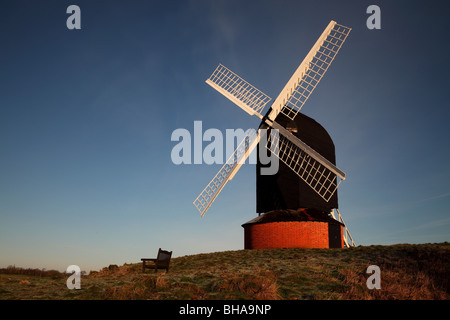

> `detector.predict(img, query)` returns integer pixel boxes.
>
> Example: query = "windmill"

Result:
[194,20,355,248]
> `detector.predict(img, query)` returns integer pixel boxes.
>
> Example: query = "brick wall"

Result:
[244,221,332,249]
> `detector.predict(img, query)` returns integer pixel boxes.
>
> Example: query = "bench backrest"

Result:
[157,248,172,267]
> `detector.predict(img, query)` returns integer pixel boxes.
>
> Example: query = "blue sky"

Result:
[0,0,449,272]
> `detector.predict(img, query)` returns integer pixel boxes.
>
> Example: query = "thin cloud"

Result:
[418,192,450,203]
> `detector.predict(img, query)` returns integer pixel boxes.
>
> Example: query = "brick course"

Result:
[244,221,341,249]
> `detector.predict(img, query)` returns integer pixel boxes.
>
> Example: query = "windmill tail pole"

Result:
[331,208,355,247]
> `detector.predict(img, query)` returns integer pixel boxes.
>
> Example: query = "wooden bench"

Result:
[141,248,172,273]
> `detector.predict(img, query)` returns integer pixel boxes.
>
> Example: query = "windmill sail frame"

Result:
[267,21,351,122]
[267,120,344,202]
[193,129,259,216]
[206,64,271,118]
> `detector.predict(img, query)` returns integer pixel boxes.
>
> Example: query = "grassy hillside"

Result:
[0,243,449,300]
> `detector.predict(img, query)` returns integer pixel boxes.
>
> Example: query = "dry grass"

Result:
[1,243,449,300]
[340,245,450,299]
[210,268,280,300]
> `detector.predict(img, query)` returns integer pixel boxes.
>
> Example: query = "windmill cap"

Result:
[242,208,343,227]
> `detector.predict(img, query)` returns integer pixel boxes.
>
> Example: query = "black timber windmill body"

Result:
[193,20,355,248]
[257,110,338,213]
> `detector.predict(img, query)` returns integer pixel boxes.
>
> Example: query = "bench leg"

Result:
[142,261,145,273]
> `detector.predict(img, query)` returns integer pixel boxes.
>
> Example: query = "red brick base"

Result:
[243,221,343,249]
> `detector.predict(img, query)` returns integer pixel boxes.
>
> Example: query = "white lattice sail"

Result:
[267,124,344,202]
[206,64,271,118]
[267,21,351,122]
[194,129,259,216]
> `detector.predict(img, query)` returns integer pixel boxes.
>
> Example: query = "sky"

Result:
[0,0,449,272]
